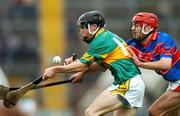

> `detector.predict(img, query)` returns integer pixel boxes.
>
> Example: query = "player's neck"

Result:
[140,35,151,46]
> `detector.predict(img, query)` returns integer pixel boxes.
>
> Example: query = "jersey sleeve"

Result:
[80,40,116,66]
[158,39,176,59]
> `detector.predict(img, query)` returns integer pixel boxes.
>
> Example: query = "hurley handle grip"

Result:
[32,76,43,85]
[72,53,77,61]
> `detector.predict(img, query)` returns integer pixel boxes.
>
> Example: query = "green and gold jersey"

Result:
[80,28,141,85]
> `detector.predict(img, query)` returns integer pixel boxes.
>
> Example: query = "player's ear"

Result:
[91,24,98,30]
[145,25,153,32]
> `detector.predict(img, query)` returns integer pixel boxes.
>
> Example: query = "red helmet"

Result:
[132,12,159,28]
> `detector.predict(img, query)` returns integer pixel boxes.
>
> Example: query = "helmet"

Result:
[132,12,158,28]
[77,10,105,28]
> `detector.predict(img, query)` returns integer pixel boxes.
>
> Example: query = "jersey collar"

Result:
[95,27,105,38]
[144,31,158,48]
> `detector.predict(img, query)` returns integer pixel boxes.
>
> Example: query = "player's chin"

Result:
[79,35,85,40]
[131,34,141,41]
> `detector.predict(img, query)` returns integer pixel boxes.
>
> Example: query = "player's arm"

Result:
[87,62,107,72]
[63,54,106,83]
[137,58,172,70]
[42,61,88,80]
[128,47,172,70]
[64,56,106,72]
[70,62,107,83]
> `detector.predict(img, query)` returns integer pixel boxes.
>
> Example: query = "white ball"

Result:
[52,56,61,64]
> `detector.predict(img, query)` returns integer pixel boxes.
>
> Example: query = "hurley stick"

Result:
[0,79,72,100]
[3,76,43,108]
[3,53,77,108]
[10,79,72,91]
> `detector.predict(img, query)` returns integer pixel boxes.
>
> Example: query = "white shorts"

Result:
[108,74,145,108]
[168,79,180,92]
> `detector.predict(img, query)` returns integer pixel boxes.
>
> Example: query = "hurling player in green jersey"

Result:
[42,11,145,116]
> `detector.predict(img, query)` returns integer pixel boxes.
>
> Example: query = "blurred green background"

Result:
[0,0,179,116]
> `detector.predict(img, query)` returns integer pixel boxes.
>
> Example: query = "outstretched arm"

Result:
[62,56,107,83]
[70,62,107,83]
[42,61,88,80]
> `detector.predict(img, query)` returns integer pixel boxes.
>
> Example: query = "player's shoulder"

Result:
[94,30,120,43]
[157,32,175,44]
[90,30,113,47]
[158,32,173,41]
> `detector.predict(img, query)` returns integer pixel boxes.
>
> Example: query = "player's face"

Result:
[78,24,94,43]
[130,22,143,41]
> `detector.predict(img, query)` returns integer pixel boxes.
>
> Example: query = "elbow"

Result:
[159,62,171,70]
[78,64,88,72]
[160,58,172,70]
[78,67,87,72]
[162,64,171,70]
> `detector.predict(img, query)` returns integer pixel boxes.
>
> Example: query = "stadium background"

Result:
[0,0,179,116]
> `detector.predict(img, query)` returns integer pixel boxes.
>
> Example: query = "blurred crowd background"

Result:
[0,0,179,116]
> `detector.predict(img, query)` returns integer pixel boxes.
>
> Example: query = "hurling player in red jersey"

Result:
[126,12,180,116]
